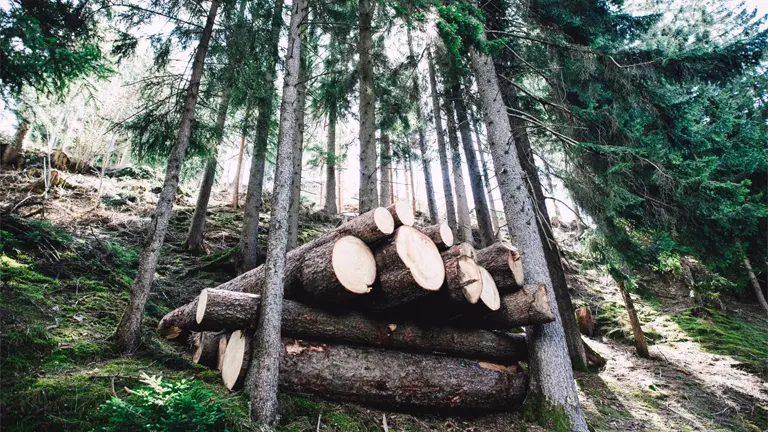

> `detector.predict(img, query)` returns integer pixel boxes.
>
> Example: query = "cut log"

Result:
[217,334,229,370]
[229,339,528,411]
[477,283,555,329]
[214,207,394,297]
[478,266,501,311]
[420,222,454,251]
[191,331,227,369]
[387,201,415,227]
[369,226,445,308]
[443,256,482,304]
[475,242,524,293]
[441,242,476,260]
[220,329,251,390]
[196,289,260,331]
[157,299,198,342]
[301,236,375,300]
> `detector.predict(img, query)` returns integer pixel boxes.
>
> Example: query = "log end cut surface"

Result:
[396,226,445,291]
[439,222,454,248]
[221,330,247,390]
[333,236,376,294]
[391,201,415,226]
[373,207,395,235]
[479,266,501,311]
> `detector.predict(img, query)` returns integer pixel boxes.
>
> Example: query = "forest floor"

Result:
[1,163,767,431]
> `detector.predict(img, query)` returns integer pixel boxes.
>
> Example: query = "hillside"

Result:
[1,164,766,431]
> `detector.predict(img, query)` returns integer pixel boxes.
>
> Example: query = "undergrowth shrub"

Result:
[97,373,227,432]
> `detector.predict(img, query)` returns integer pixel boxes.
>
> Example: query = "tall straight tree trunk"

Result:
[115,0,219,354]
[96,135,116,204]
[474,125,500,235]
[451,85,494,247]
[357,0,377,213]
[407,155,417,214]
[427,49,457,232]
[231,132,246,207]
[470,46,588,431]
[324,109,337,214]
[405,23,438,224]
[379,131,392,207]
[337,168,342,211]
[287,49,308,252]
[745,257,768,314]
[616,279,651,358]
[502,84,588,368]
[388,162,394,204]
[238,0,284,274]
[445,95,473,244]
[186,87,231,252]
[244,0,306,426]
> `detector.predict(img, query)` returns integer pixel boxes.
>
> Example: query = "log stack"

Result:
[159,202,555,412]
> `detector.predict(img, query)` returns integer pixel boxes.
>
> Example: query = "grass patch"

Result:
[278,395,380,432]
[672,308,768,374]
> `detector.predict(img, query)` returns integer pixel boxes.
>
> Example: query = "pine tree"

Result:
[357,0,378,213]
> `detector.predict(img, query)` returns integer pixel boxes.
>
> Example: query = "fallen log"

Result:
[420,222,454,251]
[173,293,528,364]
[442,255,482,305]
[301,236,376,299]
[191,331,228,370]
[475,242,524,293]
[441,242,475,260]
[196,289,260,331]
[157,299,198,341]
[368,226,445,308]
[221,329,251,390]
[478,266,501,311]
[387,202,415,227]
[225,339,528,411]
[471,283,555,329]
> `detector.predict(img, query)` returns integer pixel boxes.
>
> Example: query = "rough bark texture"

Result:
[406,24,438,224]
[475,242,524,294]
[245,2,305,425]
[451,85,494,248]
[186,87,231,252]
[420,222,454,251]
[445,96,473,245]
[115,0,219,354]
[427,50,457,232]
[324,109,338,214]
[287,51,308,252]
[231,128,248,208]
[157,299,198,341]
[237,0,284,274]
[195,288,261,331]
[357,0,377,213]
[300,236,375,300]
[386,201,415,227]
[617,280,651,358]
[442,255,483,305]
[442,242,476,260]
[379,132,391,207]
[474,125,500,236]
[279,340,528,411]
[192,331,227,369]
[745,258,768,314]
[477,283,556,329]
[470,46,588,430]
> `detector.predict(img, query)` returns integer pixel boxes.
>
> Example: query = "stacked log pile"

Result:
[159,203,555,412]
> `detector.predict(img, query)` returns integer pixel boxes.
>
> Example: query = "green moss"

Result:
[278,395,379,432]
[522,395,571,432]
[672,308,768,374]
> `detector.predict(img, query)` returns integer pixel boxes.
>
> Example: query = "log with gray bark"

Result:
[419,222,454,251]
[222,338,528,411]
[165,293,528,364]
[475,241,524,293]
[191,331,228,369]
[466,283,555,330]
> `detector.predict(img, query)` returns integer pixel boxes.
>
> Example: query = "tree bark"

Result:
[287,51,308,251]
[475,241,524,294]
[237,0,284,274]
[195,288,261,331]
[386,201,415,227]
[407,155,417,214]
[324,109,338,214]
[451,85,494,248]
[420,222,454,251]
[115,0,219,354]
[474,125,500,236]
[245,0,306,426]
[186,87,231,252]
[191,331,228,369]
[233,339,528,411]
[379,131,391,207]
[470,46,588,430]
[357,0,377,213]
[231,127,248,208]
[444,96,473,245]
[406,23,438,224]
[157,298,198,342]
[300,236,376,299]
[744,258,768,314]
[427,49,458,233]
[617,279,651,358]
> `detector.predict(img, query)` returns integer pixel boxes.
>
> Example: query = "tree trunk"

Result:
[617,279,651,358]
[744,257,768,314]
[475,241,524,294]
[470,46,588,430]
[407,156,417,215]
[379,131,391,207]
[324,109,337,214]
[501,84,588,369]
[237,0,285,274]
[244,0,306,426]
[96,135,115,205]
[445,96,473,244]
[406,23,438,224]
[186,87,231,252]
[227,338,529,411]
[231,129,247,208]
[451,86,494,248]
[287,51,308,252]
[427,50,458,233]
[115,0,219,354]
[474,126,501,237]
[389,162,394,205]
[357,0,377,213]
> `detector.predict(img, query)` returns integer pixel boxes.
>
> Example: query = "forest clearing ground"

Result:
[1,166,766,431]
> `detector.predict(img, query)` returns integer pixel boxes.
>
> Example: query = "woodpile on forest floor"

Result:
[159,203,554,412]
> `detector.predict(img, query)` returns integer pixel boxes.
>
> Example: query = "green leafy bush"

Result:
[97,373,227,432]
